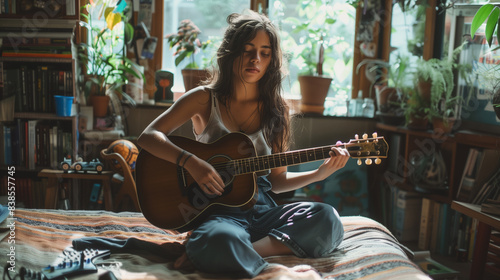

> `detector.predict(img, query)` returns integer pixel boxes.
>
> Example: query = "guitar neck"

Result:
[232,144,342,175]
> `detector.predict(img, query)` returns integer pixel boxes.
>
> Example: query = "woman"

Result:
[137,10,349,278]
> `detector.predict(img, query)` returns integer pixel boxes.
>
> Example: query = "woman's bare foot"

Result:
[174,252,196,272]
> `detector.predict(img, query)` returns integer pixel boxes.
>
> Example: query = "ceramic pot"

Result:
[374,85,399,113]
[90,95,110,117]
[432,118,456,134]
[182,69,209,92]
[417,79,432,105]
[298,75,332,113]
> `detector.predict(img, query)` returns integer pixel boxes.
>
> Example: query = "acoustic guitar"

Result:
[135,132,388,232]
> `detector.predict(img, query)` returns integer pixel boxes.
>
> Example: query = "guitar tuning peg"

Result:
[375,158,382,165]
[365,158,372,165]
[362,133,368,139]
[372,132,378,138]
[357,159,362,165]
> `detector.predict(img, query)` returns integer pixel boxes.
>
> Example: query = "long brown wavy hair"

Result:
[206,11,290,153]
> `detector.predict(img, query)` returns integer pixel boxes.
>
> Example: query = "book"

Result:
[393,189,422,242]
[430,201,442,253]
[418,198,435,250]
[413,251,459,279]
[469,151,500,203]
[456,148,482,202]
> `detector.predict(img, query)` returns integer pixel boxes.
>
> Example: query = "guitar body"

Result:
[135,133,258,232]
[136,131,389,232]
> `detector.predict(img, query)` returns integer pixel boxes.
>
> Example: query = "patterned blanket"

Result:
[0,209,431,279]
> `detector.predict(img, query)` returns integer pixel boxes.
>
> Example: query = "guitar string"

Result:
[176,139,384,180]
[176,144,349,180]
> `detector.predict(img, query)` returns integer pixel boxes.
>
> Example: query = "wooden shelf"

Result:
[13,112,76,121]
[0,56,73,64]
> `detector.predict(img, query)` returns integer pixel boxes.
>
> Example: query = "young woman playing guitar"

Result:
[137,10,350,278]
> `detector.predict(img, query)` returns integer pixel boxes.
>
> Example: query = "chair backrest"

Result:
[100,148,140,212]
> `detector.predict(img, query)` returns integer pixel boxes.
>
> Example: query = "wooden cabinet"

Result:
[373,122,500,277]
[375,123,500,205]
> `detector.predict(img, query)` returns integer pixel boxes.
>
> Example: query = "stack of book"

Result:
[1,36,72,58]
[481,199,500,216]
[456,148,500,204]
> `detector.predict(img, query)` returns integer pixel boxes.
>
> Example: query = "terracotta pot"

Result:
[432,118,456,134]
[90,95,110,117]
[417,79,432,105]
[298,75,332,112]
[407,114,428,130]
[374,85,399,113]
[182,69,209,92]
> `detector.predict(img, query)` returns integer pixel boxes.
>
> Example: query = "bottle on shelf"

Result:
[349,90,364,117]
[362,98,375,118]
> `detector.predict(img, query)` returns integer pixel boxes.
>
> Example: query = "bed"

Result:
[0,209,431,280]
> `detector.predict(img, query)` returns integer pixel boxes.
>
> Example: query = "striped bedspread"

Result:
[0,209,431,279]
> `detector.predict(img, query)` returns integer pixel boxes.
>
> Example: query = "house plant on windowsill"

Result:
[282,0,353,114]
[76,0,144,117]
[471,4,500,120]
[414,45,471,132]
[165,19,213,92]
[355,54,411,124]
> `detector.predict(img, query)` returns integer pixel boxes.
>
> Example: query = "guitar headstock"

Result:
[345,132,389,165]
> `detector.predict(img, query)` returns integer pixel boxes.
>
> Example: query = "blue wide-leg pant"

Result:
[185,177,344,278]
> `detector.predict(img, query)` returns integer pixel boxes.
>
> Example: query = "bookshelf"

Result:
[374,123,500,278]
[0,0,81,207]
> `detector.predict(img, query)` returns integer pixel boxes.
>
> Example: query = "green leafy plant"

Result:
[76,0,143,103]
[404,89,430,125]
[471,4,500,48]
[282,0,353,77]
[165,19,212,69]
[471,3,500,112]
[415,45,471,122]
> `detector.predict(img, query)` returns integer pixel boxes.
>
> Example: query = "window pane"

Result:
[162,0,250,92]
[269,0,356,104]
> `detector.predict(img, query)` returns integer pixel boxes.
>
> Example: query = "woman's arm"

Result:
[137,89,226,196]
[267,146,350,194]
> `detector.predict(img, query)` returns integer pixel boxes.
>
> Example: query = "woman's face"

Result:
[232,30,272,86]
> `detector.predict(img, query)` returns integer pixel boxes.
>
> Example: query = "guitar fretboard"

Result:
[232,145,336,175]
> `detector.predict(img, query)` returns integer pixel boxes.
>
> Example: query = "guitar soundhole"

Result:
[186,181,234,208]
[186,155,235,208]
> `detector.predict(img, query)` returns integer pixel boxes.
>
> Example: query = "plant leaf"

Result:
[471,4,494,38]
[486,7,500,46]
[175,52,188,66]
[105,7,121,30]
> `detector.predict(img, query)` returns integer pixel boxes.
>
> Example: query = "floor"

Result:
[403,241,499,280]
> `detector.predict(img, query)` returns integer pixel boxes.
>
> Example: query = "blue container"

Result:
[54,95,74,117]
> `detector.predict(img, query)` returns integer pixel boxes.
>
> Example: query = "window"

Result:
[162,0,250,92]
[161,0,356,104]
[269,0,356,105]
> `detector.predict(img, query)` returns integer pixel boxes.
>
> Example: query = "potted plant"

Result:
[165,19,212,92]
[76,0,144,117]
[414,46,471,132]
[471,4,500,119]
[282,0,352,114]
[404,88,430,130]
[356,54,411,124]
